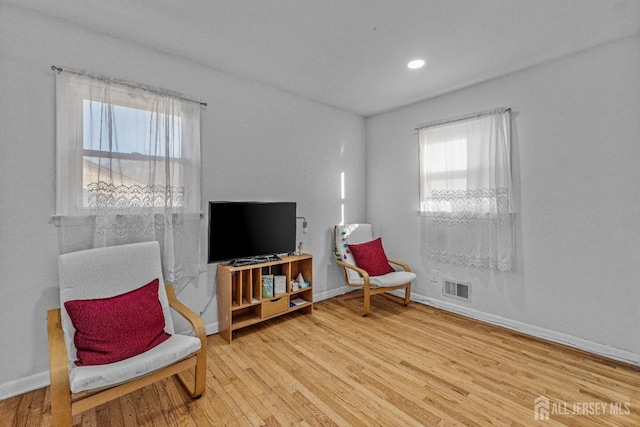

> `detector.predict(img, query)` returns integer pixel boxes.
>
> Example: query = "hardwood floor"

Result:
[3,291,640,426]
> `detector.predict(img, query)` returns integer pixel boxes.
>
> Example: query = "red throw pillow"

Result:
[64,278,170,366]
[348,238,395,277]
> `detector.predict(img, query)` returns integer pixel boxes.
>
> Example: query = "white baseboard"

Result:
[313,285,354,302]
[400,291,640,367]
[0,371,49,401]
[205,322,218,336]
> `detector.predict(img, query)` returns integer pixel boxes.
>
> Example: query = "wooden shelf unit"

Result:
[217,254,313,343]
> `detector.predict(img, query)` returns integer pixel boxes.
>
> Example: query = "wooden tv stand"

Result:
[217,254,313,343]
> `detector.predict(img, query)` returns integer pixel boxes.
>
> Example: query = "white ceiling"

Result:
[8,0,640,116]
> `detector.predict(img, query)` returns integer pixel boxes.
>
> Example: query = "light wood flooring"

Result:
[2,291,640,426]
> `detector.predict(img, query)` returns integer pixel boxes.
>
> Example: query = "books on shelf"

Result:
[290,297,307,306]
[262,274,274,298]
[274,275,286,294]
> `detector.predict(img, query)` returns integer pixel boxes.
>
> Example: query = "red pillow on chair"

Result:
[64,278,170,366]
[348,238,395,277]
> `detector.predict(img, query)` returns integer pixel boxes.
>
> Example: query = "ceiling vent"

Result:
[443,279,471,301]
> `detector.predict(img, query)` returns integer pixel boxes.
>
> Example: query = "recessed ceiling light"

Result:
[407,59,425,69]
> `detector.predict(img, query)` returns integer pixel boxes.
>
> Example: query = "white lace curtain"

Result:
[418,108,513,271]
[55,70,202,287]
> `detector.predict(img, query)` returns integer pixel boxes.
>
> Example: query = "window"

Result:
[55,69,202,283]
[56,75,199,216]
[82,100,182,202]
[418,108,513,271]
[419,136,468,213]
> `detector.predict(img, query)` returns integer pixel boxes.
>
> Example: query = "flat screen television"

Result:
[208,201,297,265]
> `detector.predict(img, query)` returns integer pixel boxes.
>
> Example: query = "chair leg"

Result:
[362,285,371,316]
[192,347,206,398]
[404,282,412,306]
[176,352,206,398]
[50,386,72,427]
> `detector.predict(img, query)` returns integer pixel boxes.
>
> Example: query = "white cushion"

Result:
[69,334,201,393]
[348,271,417,287]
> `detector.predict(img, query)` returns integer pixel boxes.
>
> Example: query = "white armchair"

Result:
[47,241,206,426]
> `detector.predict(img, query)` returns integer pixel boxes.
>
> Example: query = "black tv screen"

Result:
[208,201,297,263]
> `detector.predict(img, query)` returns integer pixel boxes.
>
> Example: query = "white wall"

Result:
[366,34,640,362]
[0,4,365,397]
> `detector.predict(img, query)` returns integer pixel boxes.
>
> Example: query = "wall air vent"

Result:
[443,279,471,301]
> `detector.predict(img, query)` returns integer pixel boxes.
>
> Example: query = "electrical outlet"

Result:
[430,270,439,283]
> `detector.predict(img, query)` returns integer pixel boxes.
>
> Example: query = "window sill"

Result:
[50,212,205,227]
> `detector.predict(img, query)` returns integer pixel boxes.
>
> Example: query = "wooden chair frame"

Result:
[47,285,206,427]
[333,225,412,316]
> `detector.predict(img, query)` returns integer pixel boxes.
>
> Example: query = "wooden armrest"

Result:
[165,285,206,342]
[334,258,371,282]
[165,285,207,397]
[387,258,411,272]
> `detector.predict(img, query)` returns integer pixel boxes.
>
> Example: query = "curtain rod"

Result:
[415,107,510,131]
[50,65,208,107]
